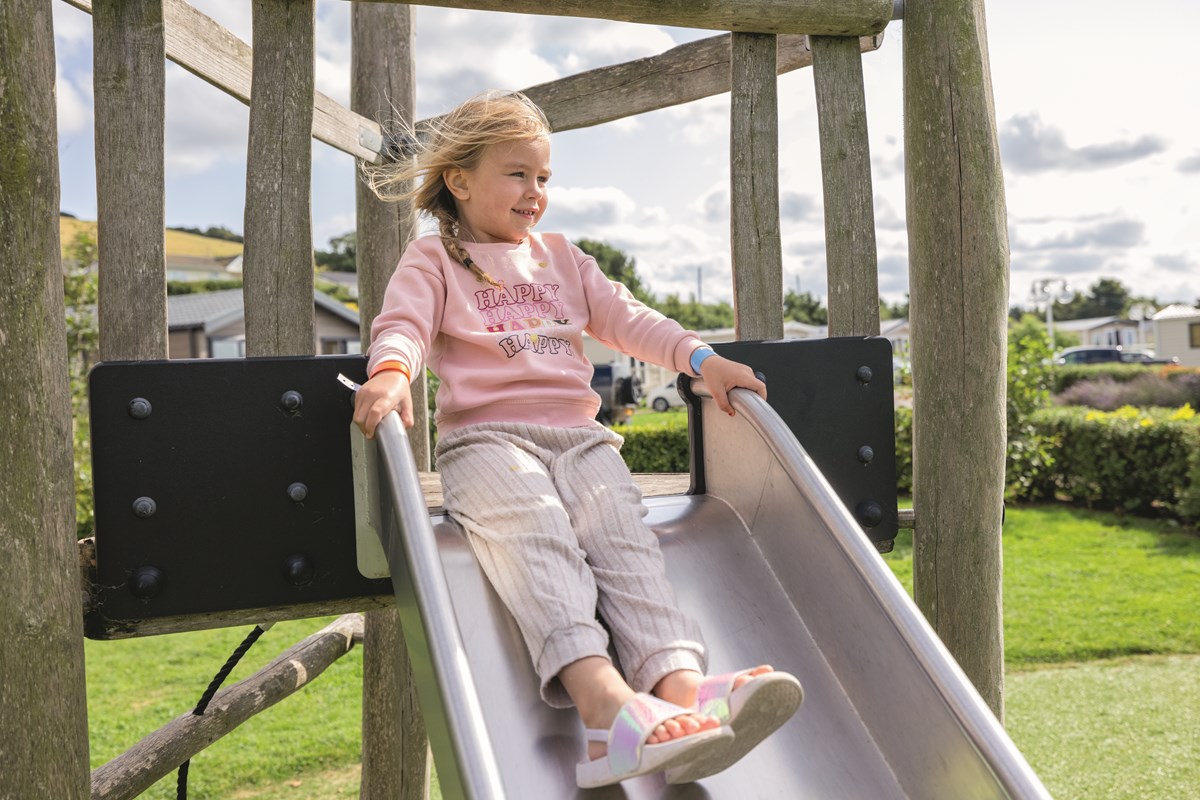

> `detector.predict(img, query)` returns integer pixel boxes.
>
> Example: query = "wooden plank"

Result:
[63,0,883,157]
[529,33,881,132]
[242,0,316,358]
[729,32,784,341]
[904,0,1009,718]
[93,0,168,360]
[63,0,383,162]
[351,6,431,800]
[0,2,91,794]
[359,0,894,37]
[90,615,364,800]
[811,35,880,338]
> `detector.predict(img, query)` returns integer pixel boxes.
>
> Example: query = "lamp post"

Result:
[1129,303,1153,352]
[1029,278,1075,352]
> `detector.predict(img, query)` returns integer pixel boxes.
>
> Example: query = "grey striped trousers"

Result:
[435,421,706,708]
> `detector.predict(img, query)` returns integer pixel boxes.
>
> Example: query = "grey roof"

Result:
[1052,316,1123,332]
[1153,304,1200,321]
[168,287,359,330]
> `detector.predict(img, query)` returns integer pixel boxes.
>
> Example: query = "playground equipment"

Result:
[3,0,1016,797]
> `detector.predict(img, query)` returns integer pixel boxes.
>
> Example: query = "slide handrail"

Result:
[374,412,506,800]
[699,381,1050,800]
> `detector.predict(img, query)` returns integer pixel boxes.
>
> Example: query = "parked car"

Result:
[1055,345,1179,365]
[646,379,685,412]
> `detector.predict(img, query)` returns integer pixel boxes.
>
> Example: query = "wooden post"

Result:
[811,35,880,337]
[0,1,91,795]
[729,32,784,341]
[243,0,316,357]
[93,0,168,360]
[353,6,431,800]
[904,0,1009,718]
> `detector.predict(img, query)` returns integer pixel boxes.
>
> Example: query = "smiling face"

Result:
[443,137,551,244]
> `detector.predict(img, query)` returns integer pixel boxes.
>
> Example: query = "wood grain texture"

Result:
[811,35,880,337]
[62,0,384,162]
[351,6,432,800]
[242,0,316,357]
[359,0,894,36]
[0,2,91,795]
[730,32,784,341]
[904,0,1009,719]
[93,0,168,360]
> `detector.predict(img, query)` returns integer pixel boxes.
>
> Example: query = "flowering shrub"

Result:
[1028,405,1200,519]
[1055,373,1199,410]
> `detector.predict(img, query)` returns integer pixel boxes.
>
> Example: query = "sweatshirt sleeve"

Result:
[366,240,447,378]
[576,246,706,374]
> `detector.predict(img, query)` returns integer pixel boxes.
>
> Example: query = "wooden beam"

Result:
[242,0,316,358]
[905,0,1009,719]
[93,0,168,360]
[90,615,364,800]
[62,0,883,158]
[811,35,881,338]
[528,33,882,132]
[352,6,433,800]
[62,0,383,162]
[358,0,894,37]
[0,1,91,795]
[729,32,784,341]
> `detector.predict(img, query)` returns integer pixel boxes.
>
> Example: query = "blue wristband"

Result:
[689,346,716,375]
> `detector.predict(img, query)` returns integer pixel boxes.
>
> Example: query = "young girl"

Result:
[353,91,802,788]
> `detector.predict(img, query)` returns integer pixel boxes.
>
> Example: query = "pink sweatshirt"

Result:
[368,232,706,432]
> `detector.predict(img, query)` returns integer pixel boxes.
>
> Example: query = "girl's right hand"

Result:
[353,370,414,438]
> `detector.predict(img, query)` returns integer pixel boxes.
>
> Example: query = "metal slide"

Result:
[371,383,1051,799]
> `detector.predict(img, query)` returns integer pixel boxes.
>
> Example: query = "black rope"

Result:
[176,624,269,800]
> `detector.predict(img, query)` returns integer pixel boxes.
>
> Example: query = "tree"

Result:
[881,294,910,320]
[166,224,244,243]
[1052,277,1131,320]
[657,294,735,330]
[783,289,828,325]
[575,238,656,307]
[315,231,357,272]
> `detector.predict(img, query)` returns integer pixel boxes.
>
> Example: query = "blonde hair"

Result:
[363,90,551,287]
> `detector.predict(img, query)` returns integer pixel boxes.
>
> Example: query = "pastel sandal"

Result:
[575,693,734,788]
[665,669,803,784]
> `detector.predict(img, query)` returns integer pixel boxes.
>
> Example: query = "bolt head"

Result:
[129,397,152,419]
[129,565,165,599]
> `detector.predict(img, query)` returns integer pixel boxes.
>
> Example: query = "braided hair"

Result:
[363,90,551,287]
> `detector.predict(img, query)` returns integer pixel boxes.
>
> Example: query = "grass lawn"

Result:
[85,504,1199,798]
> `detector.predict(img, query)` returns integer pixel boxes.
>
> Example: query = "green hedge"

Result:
[619,419,689,473]
[1027,405,1200,519]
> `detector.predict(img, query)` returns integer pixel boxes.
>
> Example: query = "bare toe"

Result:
[733,665,774,691]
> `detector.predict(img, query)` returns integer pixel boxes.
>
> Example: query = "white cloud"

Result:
[56,74,91,134]
[164,66,248,175]
[51,2,92,49]
[545,185,637,228]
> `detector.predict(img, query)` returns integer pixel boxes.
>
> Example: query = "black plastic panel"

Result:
[87,355,390,632]
[683,337,899,550]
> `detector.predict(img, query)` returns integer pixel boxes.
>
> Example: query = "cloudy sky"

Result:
[52,1,1200,310]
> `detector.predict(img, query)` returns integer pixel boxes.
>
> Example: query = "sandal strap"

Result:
[606,694,690,777]
[694,670,751,719]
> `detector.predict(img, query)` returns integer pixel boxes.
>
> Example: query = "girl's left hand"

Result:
[699,355,767,416]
